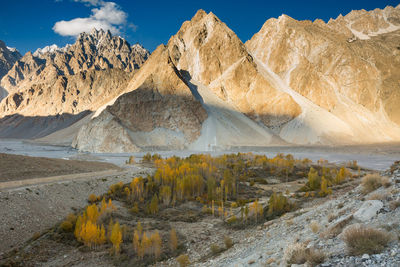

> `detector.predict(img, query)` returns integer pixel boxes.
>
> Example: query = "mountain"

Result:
[2,6,400,151]
[73,45,208,152]
[74,6,400,152]
[0,40,21,100]
[73,10,299,152]
[245,4,400,144]
[0,29,149,140]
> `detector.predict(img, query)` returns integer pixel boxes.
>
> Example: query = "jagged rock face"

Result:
[166,10,301,127]
[0,68,132,116]
[246,5,400,144]
[0,41,21,80]
[328,5,400,39]
[73,46,208,152]
[0,29,149,117]
[0,41,21,101]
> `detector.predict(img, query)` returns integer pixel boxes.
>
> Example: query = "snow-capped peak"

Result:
[33,44,61,57]
[6,46,18,53]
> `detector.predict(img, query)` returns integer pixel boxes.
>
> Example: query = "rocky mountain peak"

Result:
[0,29,150,118]
[0,40,22,81]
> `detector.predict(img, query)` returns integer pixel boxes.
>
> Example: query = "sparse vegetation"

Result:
[88,193,98,203]
[127,156,135,164]
[342,224,391,255]
[284,243,325,266]
[361,174,389,194]
[210,243,224,255]
[309,220,320,233]
[389,200,400,211]
[224,236,233,249]
[176,254,190,267]
[5,152,376,266]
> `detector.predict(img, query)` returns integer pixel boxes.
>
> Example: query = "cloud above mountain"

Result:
[53,1,131,37]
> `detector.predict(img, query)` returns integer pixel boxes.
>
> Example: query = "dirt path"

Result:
[0,169,127,190]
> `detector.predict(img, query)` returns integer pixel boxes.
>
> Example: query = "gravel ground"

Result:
[0,165,153,254]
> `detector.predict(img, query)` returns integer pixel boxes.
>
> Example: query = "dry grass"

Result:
[265,258,275,265]
[327,213,337,223]
[284,243,325,266]
[284,243,307,265]
[367,192,387,201]
[342,224,391,255]
[306,248,326,267]
[361,174,389,194]
[310,220,320,233]
[389,200,400,211]
[320,215,353,239]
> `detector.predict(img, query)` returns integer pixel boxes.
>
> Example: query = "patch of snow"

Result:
[33,44,61,57]
[6,46,18,53]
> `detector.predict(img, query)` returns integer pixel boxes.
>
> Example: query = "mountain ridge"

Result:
[1,5,400,151]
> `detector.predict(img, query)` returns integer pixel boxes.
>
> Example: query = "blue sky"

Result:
[0,0,398,54]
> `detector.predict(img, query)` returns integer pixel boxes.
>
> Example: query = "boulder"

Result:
[353,200,383,222]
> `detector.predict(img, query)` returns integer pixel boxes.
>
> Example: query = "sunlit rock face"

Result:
[0,29,149,117]
[246,5,400,144]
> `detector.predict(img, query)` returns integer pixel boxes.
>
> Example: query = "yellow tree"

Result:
[170,228,178,252]
[74,215,83,241]
[133,230,140,254]
[151,231,162,259]
[149,194,159,214]
[110,222,122,255]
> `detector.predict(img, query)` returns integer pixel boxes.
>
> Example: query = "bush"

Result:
[361,174,387,193]
[59,221,73,232]
[267,192,294,218]
[224,236,233,249]
[284,243,325,266]
[226,215,237,225]
[176,254,190,267]
[66,213,77,224]
[342,224,390,255]
[127,156,135,164]
[310,220,320,233]
[306,248,326,266]
[284,243,307,265]
[88,194,98,203]
[210,243,224,255]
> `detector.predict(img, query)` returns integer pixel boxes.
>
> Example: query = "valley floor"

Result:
[1,140,400,266]
[1,139,400,170]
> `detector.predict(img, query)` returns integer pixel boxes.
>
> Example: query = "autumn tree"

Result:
[308,167,321,190]
[149,194,159,214]
[151,231,162,259]
[170,228,178,252]
[110,221,123,255]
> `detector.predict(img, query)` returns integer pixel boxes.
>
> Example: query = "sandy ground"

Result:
[0,153,120,182]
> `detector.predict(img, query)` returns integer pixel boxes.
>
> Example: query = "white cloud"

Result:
[92,2,126,24]
[53,1,132,37]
